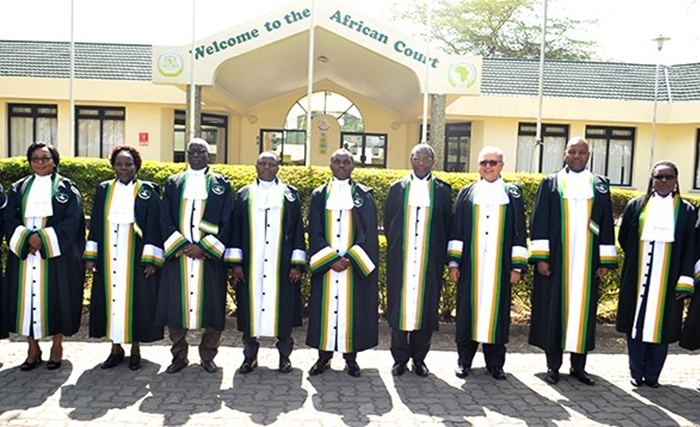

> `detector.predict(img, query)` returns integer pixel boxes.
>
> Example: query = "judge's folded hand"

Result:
[144,264,156,279]
[537,261,551,277]
[85,261,96,272]
[448,267,460,282]
[510,270,522,284]
[596,267,609,279]
[232,266,245,282]
[183,243,206,260]
[28,233,43,255]
[331,258,350,272]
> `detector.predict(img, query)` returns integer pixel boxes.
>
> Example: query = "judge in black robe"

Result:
[617,161,695,387]
[85,146,164,371]
[4,142,85,371]
[306,149,379,378]
[154,138,232,374]
[680,208,700,352]
[383,144,452,377]
[448,147,527,380]
[528,138,617,385]
[0,184,8,340]
[229,151,305,374]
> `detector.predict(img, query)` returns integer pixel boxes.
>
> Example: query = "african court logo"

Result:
[157,51,184,77]
[447,61,477,90]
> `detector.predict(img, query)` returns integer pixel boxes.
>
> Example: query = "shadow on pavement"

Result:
[0,360,73,416]
[307,368,391,426]
[140,363,222,426]
[60,359,160,421]
[221,367,307,425]
[552,373,678,425]
[461,368,570,425]
[635,384,700,425]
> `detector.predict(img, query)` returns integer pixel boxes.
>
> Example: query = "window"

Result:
[174,111,228,163]
[8,103,58,157]
[259,129,306,165]
[76,106,125,158]
[341,132,387,167]
[586,126,634,186]
[516,123,569,173]
[285,91,363,132]
[419,122,471,172]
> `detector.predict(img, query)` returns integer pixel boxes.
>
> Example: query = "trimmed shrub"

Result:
[3,157,698,321]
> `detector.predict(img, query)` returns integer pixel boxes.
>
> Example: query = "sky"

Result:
[0,0,698,65]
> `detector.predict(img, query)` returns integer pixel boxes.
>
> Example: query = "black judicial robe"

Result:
[616,195,695,344]
[0,185,7,339]
[305,181,379,353]
[681,211,700,350]
[85,180,164,343]
[230,181,305,337]
[155,170,232,331]
[3,174,85,337]
[528,172,617,354]
[449,182,528,344]
[383,174,452,332]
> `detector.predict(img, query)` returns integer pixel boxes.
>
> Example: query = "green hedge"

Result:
[3,157,698,322]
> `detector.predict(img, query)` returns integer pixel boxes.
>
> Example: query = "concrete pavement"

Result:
[0,324,699,426]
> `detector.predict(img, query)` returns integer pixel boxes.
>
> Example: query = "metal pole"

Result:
[188,0,197,142]
[305,0,315,166]
[649,35,669,171]
[420,1,432,144]
[69,0,75,154]
[531,0,547,173]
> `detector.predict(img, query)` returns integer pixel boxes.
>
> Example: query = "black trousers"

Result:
[390,328,432,364]
[546,349,586,372]
[457,340,506,370]
[242,334,294,359]
[626,334,668,382]
[169,326,221,362]
[318,350,356,362]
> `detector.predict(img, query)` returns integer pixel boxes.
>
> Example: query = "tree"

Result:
[394,0,598,61]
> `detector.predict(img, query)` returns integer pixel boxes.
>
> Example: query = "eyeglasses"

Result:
[30,156,53,164]
[411,156,434,164]
[653,174,676,181]
[187,148,208,156]
[479,160,501,167]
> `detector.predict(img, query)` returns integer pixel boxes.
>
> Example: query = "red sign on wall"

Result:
[138,132,149,146]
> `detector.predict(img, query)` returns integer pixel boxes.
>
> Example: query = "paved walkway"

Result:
[0,324,699,426]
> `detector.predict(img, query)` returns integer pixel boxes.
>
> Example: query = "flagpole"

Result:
[188,0,197,142]
[69,0,75,154]
[305,0,316,166]
[420,1,431,144]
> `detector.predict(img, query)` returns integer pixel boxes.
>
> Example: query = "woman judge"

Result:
[84,145,164,371]
[3,142,85,370]
[616,160,696,388]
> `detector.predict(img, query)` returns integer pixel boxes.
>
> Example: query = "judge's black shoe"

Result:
[455,363,470,379]
[278,356,292,374]
[391,362,406,376]
[645,379,660,388]
[489,367,507,380]
[630,378,643,387]
[101,349,125,369]
[345,361,361,378]
[129,355,142,371]
[166,358,188,374]
[20,354,43,372]
[47,360,62,370]
[545,369,560,384]
[201,359,218,373]
[238,357,257,374]
[570,368,595,386]
[308,358,331,376]
[413,361,429,378]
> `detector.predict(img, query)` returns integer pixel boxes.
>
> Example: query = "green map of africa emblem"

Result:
[448,62,477,89]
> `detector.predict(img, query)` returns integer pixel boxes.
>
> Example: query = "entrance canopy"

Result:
[152,0,481,116]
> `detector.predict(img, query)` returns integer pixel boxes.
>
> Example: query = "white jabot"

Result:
[473,178,510,206]
[408,174,431,207]
[326,178,354,210]
[253,179,284,210]
[183,167,208,200]
[24,174,53,218]
[640,193,676,242]
[107,180,135,224]
[559,168,594,200]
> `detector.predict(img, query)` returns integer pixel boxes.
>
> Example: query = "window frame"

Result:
[585,125,635,187]
[7,103,58,157]
[173,110,229,163]
[340,132,388,168]
[517,122,570,173]
[74,105,126,158]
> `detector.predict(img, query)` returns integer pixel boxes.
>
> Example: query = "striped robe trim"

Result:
[37,227,61,258]
[164,231,188,259]
[200,235,225,259]
[142,244,164,267]
[9,226,32,257]
[291,249,307,265]
[346,244,375,277]
[528,239,549,261]
[447,240,464,263]
[310,246,341,273]
[84,240,98,261]
[225,248,243,264]
[511,245,528,270]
